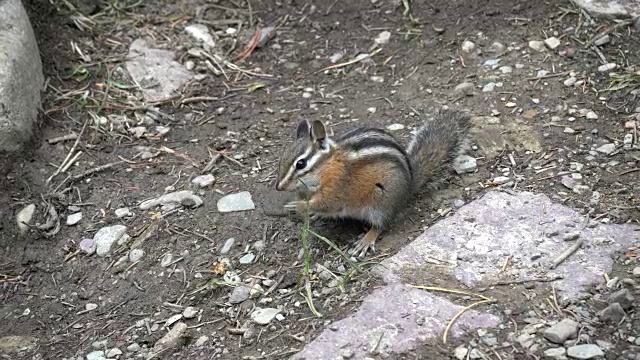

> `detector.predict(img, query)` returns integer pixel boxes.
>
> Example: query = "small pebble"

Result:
[160,253,173,267]
[239,253,255,264]
[461,40,476,52]
[596,143,616,155]
[250,308,282,325]
[597,63,617,72]
[482,82,496,92]
[544,37,561,49]
[191,174,215,187]
[182,306,198,319]
[386,123,405,131]
[217,192,255,212]
[220,238,235,255]
[114,207,132,218]
[528,40,546,52]
[129,249,145,262]
[66,212,83,226]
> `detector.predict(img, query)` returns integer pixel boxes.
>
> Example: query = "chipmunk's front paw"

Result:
[349,239,376,258]
[284,200,309,213]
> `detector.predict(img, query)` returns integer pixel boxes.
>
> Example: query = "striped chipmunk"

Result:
[275,109,471,257]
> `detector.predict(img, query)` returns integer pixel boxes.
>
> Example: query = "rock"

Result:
[595,143,616,155]
[370,76,384,83]
[86,350,106,360]
[251,308,282,325]
[126,38,193,102]
[505,102,517,108]
[566,344,604,359]
[329,52,344,63]
[191,174,215,187]
[374,31,391,45]
[165,314,183,327]
[544,318,579,343]
[0,0,44,152]
[571,0,634,19]
[624,133,633,150]
[482,82,496,92]
[599,303,625,323]
[16,204,36,234]
[129,249,145,262]
[516,333,535,349]
[94,225,128,257]
[194,335,209,347]
[183,307,198,319]
[544,37,561,49]
[489,42,505,53]
[217,191,255,212]
[544,347,567,358]
[563,232,581,241]
[483,59,501,67]
[153,322,188,352]
[597,63,617,72]
[85,303,98,311]
[608,289,634,310]
[454,82,474,95]
[239,253,255,264]
[461,40,476,52]
[561,175,577,190]
[499,66,513,74]
[386,123,405,131]
[139,190,203,210]
[66,212,83,226]
[229,286,251,304]
[220,238,235,254]
[126,343,141,352]
[105,348,122,358]
[529,40,546,52]
[79,238,97,255]
[184,24,216,50]
[454,346,469,360]
[453,155,477,174]
[114,207,132,218]
[564,77,577,86]
[585,111,598,120]
[0,335,38,353]
[492,176,510,185]
[633,266,640,277]
[160,253,173,267]
[593,34,610,46]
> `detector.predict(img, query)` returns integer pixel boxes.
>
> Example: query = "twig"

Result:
[317,48,382,73]
[525,71,571,81]
[181,96,219,104]
[47,118,89,184]
[549,237,584,269]
[619,167,640,176]
[487,275,564,287]
[443,298,495,343]
[47,133,78,144]
[61,151,83,173]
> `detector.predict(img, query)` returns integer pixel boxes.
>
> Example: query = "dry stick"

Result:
[61,151,83,173]
[56,161,124,190]
[47,133,78,144]
[619,167,640,176]
[549,237,584,269]
[316,48,382,73]
[525,71,571,81]
[47,118,89,184]
[443,298,496,343]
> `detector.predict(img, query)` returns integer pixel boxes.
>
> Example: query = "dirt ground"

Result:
[1,0,639,359]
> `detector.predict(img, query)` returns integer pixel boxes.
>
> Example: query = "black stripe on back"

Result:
[338,127,390,142]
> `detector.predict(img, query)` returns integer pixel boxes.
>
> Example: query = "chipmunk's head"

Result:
[275,119,333,192]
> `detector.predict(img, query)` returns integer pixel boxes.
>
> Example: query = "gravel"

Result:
[544,318,579,344]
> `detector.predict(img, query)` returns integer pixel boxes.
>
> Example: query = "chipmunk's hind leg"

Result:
[349,226,383,258]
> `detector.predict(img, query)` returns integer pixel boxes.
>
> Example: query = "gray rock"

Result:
[489,42,505,53]
[564,77,578,86]
[374,31,391,45]
[566,344,604,359]
[66,212,83,226]
[483,59,501,67]
[292,283,500,359]
[194,335,209,347]
[0,335,38,353]
[571,0,636,19]
[599,303,625,323]
[545,37,561,49]
[126,343,141,352]
[15,204,36,234]
[114,207,132,218]
[454,346,469,360]
[597,63,617,72]
[140,190,203,210]
[529,40,546,52]
[454,82,474,95]
[250,308,282,325]
[86,350,106,360]
[80,238,97,255]
[94,225,128,257]
[239,253,255,264]
[191,174,215,187]
[633,266,640,277]
[220,238,235,254]
[543,319,578,344]
[482,82,496,92]
[453,155,477,174]
[593,34,610,46]
[128,249,145,262]
[499,66,513,74]
[608,289,634,310]
[229,286,250,304]
[160,253,173,267]
[595,143,616,155]
[182,306,198,319]
[0,0,44,152]
[374,191,638,302]
[126,39,193,102]
[461,40,476,52]
[217,191,255,212]
[516,333,535,349]
[105,348,122,358]
[544,347,567,358]
[152,322,188,352]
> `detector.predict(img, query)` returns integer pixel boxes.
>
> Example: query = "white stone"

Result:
[461,40,476,52]
[386,123,405,131]
[596,143,616,155]
[544,37,561,49]
[66,212,83,226]
[528,40,546,52]
[217,191,255,212]
[191,174,215,187]
[597,63,617,72]
[16,204,36,234]
[94,225,128,257]
[185,24,216,49]
[374,31,391,45]
[114,207,132,218]
[251,308,282,325]
[129,249,145,262]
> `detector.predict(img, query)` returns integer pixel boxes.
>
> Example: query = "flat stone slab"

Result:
[376,191,638,302]
[125,38,193,102]
[292,283,500,360]
[0,0,44,152]
[572,0,640,19]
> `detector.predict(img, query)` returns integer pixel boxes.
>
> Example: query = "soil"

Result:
[1,0,639,359]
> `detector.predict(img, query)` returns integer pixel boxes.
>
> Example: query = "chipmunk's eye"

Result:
[295,159,307,170]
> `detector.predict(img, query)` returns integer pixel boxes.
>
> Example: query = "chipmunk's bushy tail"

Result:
[406,110,471,192]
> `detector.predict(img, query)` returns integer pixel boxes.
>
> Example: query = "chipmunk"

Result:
[275,110,471,257]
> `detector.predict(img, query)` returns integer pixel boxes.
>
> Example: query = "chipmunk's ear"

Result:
[311,120,326,143]
[296,120,310,139]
